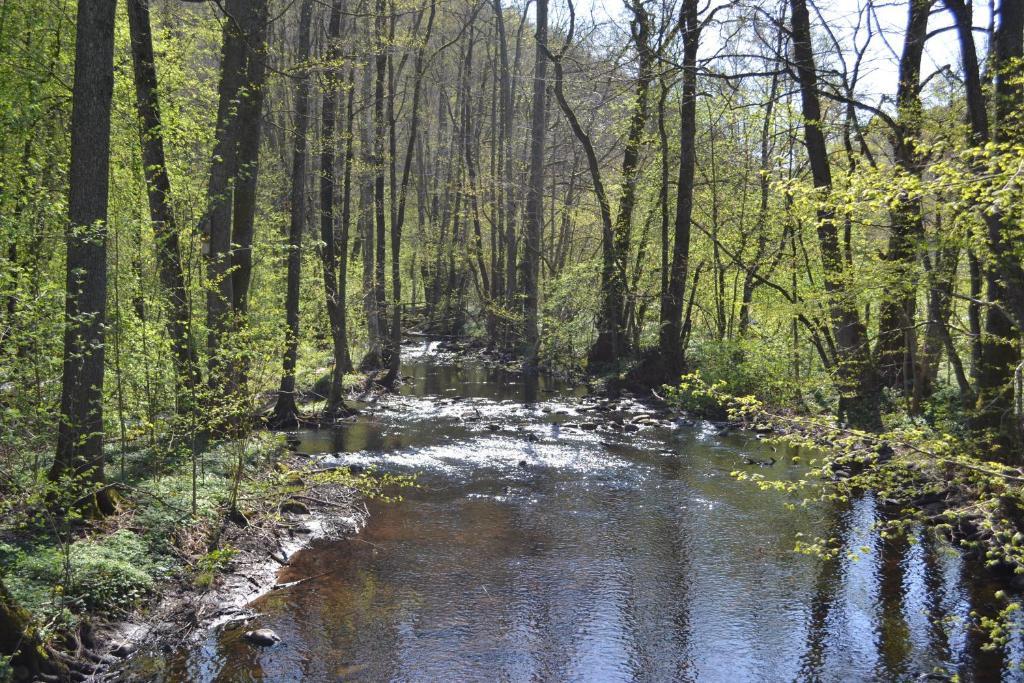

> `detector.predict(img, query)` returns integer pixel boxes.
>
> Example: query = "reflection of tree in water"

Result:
[959,559,1012,680]
[875,528,911,678]
[796,494,1020,682]
[522,371,538,404]
[797,500,852,680]
[918,532,955,671]
[625,503,695,680]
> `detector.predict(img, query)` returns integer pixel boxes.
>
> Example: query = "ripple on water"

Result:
[132,354,1024,683]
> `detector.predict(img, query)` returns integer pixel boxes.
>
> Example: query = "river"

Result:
[136,343,1023,681]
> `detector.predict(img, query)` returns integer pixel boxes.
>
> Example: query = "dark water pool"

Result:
[136,344,1024,682]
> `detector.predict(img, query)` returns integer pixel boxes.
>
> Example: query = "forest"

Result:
[2,0,1024,678]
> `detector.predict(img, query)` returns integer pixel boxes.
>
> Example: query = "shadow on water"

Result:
[132,344,1024,682]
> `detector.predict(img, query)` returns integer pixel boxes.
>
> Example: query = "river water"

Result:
[146,344,1023,681]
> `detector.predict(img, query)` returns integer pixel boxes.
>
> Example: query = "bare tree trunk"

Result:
[522,0,548,372]
[270,0,314,427]
[875,0,929,398]
[203,0,265,401]
[945,0,1022,446]
[230,2,269,318]
[658,0,698,378]
[126,0,200,414]
[51,0,118,514]
[589,0,654,367]
[320,0,352,417]
[359,55,382,369]
[738,49,783,338]
[371,0,391,367]
[385,0,436,385]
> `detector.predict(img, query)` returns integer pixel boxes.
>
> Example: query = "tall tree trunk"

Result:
[976,0,1023,445]
[271,0,314,427]
[790,0,882,430]
[203,0,264,401]
[945,0,1022,447]
[494,0,515,348]
[738,37,784,339]
[658,0,698,378]
[875,0,929,397]
[359,56,382,369]
[51,0,118,514]
[522,0,548,372]
[126,0,200,415]
[385,0,436,385]
[371,0,391,368]
[320,0,352,417]
[986,0,1024,334]
[230,1,269,317]
[589,0,654,367]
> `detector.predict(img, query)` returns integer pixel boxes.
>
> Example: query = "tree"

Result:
[126,0,199,414]
[384,0,437,385]
[789,0,882,430]
[874,0,929,399]
[944,0,1022,447]
[523,0,549,372]
[50,0,118,514]
[320,0,354,418]
[658,0,700,377]
[588,0,658,367]
[203,0,268,402]
[270,0,315,428]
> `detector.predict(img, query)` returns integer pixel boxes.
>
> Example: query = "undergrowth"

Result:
[0,428,411,652]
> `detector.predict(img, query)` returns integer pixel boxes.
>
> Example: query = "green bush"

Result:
[687,337,804,409]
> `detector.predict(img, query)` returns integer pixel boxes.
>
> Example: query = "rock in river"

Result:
[245,629,281,647]
[280,499,310,515]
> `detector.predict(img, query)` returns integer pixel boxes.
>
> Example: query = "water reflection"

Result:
[133,344,1024,682]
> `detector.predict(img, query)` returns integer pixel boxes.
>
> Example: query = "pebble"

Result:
[110,641,134,659]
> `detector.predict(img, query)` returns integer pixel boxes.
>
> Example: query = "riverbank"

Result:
[95,457,367,677]
[0,428,376,682]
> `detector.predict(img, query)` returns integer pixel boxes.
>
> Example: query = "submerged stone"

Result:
[245,629,281,646]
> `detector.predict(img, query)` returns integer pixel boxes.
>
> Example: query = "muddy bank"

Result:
[88,457,366,681]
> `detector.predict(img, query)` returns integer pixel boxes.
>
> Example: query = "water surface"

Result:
[142,344,1023,682]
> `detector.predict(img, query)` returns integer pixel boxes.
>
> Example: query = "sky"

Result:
[546,0,993,104]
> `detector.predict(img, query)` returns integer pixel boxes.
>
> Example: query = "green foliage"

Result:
[686,337,804,409]
[7,531,155,617]
[541,261,600,371]
[194,546,239,589]
[668,372,1024,655]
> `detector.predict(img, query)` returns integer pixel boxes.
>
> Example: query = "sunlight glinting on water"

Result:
[138,350,1024,683]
